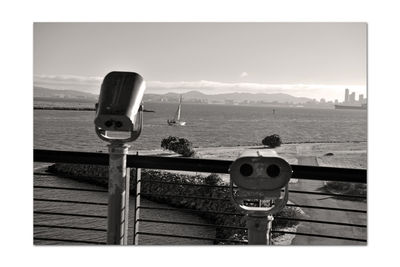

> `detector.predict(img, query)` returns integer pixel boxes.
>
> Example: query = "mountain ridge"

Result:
[34,86,313,104]
[34,87,98,100]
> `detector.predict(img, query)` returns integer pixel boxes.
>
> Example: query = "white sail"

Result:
[168,95,186,126]
[174,96,182,120]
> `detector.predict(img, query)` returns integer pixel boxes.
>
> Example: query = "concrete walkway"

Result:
[289,156,367,245]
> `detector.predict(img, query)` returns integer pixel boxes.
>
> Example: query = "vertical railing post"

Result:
[133,166,141,245]
[107,142,130,245]
[123,167,130,245]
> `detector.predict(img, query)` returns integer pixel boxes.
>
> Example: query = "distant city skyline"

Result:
[343,88,367,104]
[34,23,367,101]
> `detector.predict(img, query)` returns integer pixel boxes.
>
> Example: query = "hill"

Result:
[143,90,312,104]
[34,87,98,100]
[34,87,313,105]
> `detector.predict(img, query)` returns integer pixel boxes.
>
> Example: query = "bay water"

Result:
[34,102,367,152]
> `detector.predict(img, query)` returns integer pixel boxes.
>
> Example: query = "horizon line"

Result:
[34,74,367,101]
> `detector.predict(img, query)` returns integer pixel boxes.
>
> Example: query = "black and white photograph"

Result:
[6,0,400,265]
[33,22,367,246]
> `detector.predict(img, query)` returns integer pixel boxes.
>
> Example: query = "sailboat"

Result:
[167,95,186,126]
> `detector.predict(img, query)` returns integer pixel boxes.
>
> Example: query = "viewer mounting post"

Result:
[229,150,292,245]
[94,71,145,245]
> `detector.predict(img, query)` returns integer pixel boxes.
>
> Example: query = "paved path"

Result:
[289,156,367,245]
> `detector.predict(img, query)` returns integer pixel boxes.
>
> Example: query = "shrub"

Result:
[161,136,195,157]
[262,134,282,148]
[161,136,178,149]
[204,173,223,186]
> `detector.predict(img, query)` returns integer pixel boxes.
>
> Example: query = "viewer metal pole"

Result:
[107,142,130,245]
[246,214,274,245]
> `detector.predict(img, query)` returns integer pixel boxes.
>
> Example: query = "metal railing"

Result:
[33,149,367,245]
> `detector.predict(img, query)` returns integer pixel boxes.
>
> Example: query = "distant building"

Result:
[359,94,364,103]
[320,98,326,103]
[345,88,350,103]
[334,99,339,104]
[350,92,356,103]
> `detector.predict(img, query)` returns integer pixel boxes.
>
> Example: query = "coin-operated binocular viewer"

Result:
[229,150,293,245]
[94,71,146,245]
[95,71,145,143]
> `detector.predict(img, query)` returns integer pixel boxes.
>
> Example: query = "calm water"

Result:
[34,102,367,152]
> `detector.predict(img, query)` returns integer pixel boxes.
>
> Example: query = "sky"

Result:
[34,23,367,101]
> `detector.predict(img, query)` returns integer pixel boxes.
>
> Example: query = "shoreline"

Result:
[34,106,155,112]
[133,141,367,169]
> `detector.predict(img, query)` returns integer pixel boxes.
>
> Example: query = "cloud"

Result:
[240,72,249,78]
[34,74,102,93]
[33,74,366,100]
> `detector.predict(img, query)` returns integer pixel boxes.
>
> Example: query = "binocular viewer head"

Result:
[230,150,292,192]
[94,71,146,143]
[229,150,293,214]
[95,71,145,132]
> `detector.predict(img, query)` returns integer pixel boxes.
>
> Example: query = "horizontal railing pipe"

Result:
[137,218,247,230]
[34,198,108,206]
[34,185,108,193]
[135,231,247,244]
[34,211,107,219]
[274,217,367,228]
[271,231,367,243]
[34,224,107,232]
[137,205,244,217]
[34,149,366,183]
[285,204,367,213]
[34,237,106,245]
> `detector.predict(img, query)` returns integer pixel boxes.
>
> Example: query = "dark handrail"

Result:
[34,149,367,183]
